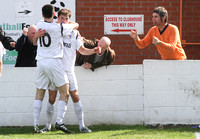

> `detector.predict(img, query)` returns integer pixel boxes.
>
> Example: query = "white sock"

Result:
[74,100,85,129]
[56,101,67,125]
[33,100,42,126]
[46,102,54,129]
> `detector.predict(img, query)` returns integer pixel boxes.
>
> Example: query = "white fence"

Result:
[0,60,200,126]
[144,60,200,125]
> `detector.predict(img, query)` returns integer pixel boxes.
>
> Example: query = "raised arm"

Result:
[15,28,29,51]
[130,29,152,49]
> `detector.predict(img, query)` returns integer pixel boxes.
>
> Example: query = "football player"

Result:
[33,4,78,133]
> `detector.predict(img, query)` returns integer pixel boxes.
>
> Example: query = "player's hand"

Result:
[10,42,15,48]
[23,28,28,36]
[152,36,161,45]
[82,62,92,69]
[130,30,138,40]
[94,46,101,54]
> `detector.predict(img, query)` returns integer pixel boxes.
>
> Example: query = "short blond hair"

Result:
[58,8,72,18]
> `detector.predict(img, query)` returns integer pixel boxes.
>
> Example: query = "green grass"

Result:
[0,125,199,139]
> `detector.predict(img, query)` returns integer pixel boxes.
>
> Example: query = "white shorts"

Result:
[50,71,78,91]
[35,58,68,90]
[67,71,78,91]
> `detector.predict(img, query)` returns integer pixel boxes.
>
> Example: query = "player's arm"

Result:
[78,45,101,55]
[62,23,79,36]
[68,21,79,30]
[77,32,100,55]
[83,38,98,49]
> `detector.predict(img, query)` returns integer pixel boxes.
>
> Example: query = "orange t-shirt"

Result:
[135,24,186,60]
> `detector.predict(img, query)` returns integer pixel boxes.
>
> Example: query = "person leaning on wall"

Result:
[130,6,186,60]
[76,36,115,71]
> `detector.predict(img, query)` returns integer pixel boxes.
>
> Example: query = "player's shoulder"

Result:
[68,30,79,39]
[39,21,60,30]
[36,20,44,26]
[37,20,59,25]
[72,29,79,35]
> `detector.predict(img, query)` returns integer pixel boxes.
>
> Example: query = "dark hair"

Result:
[153,6,168,23]
[42,4,54,18]
[57,8,72,18]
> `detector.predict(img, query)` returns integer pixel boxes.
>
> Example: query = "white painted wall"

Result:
[144,60,200,125]
[0,65,143,126]
[0,60,200,126]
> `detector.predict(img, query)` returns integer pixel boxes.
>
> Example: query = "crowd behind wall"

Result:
[76,0,200,64]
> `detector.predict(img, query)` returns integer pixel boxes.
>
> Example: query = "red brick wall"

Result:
[76,0,200,64]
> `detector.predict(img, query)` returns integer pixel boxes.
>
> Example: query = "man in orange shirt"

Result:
[130,6,186,60]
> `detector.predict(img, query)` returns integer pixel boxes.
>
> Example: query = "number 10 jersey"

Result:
[36,20,74,60]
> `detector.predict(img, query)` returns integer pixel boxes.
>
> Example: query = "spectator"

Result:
[76,37,115,71]
[130,6,186,60]
[15,25,37,67]
[0,27,15,51]
[0,27,15,76]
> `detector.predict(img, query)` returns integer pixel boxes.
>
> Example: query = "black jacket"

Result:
[15,34,37,67]
[0,27,15,50]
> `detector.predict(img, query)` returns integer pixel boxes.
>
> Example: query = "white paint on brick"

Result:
[0,65,143,126]
[144,60,200,125]
[1,60,200,126]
